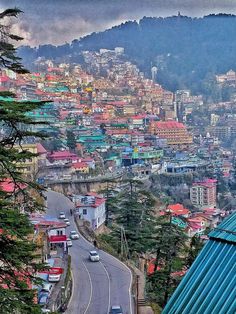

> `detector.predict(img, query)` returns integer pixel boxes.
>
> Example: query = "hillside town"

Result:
[1,43,236,314]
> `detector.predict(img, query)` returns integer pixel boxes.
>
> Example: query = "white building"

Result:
[74,193,106,229]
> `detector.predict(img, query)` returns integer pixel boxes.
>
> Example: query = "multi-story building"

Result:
[74,193,106,230]
[149,121,192,145]
[190,179,217,209]
[15,143,39,178]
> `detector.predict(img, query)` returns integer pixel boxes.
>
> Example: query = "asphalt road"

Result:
[46,190,133,314]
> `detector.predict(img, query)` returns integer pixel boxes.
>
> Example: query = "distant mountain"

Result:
[18,14,236,93]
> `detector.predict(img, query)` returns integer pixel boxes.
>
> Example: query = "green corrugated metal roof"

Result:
[209,212,236,243]
[163,213,236,314]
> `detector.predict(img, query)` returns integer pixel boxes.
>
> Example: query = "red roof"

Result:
[34,220,66,229]
[72,162,88,169]
[193,179,217,188]
[39,267,64,275]
[49,235,67,242]
[167,204,190,216]
[0,76,9,82]
[0,178,26,193]
[37,143,47,154]
[48,151,77,158]
[154,121,185,129]
[147,259,161,275]
[147,259,187,277]
[131,114,147,119]
[0,271,32,290]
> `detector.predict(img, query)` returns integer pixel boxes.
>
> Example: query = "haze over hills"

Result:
[19,14,236,93]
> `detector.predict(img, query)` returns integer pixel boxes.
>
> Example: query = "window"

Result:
[83,209,87,215]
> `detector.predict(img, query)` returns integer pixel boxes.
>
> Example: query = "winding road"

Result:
[46,190,133,314]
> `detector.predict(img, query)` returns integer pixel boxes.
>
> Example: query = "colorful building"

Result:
[149,121,192,145]
[190,179,217,209]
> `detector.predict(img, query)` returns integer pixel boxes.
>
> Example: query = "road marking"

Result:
[77,231,133,314]
[99,261,111,314]
[102,250,133,314]
[82,261,93,314]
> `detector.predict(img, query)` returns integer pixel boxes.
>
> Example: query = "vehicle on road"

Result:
[70,230,79,240]
[109,305,123,314]
[59,211,66,219]
[38,292,49,305]
[41,309,51,313]
[89,250,100,262]
[41,283,53,295]
[67,238,73,247]
[48,273,61,282]
[64,218,70,226]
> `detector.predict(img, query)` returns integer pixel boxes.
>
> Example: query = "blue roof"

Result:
[209,212,236,243]
[163,213,236,314]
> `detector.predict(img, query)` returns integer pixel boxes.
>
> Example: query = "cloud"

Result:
[1,0,236,46]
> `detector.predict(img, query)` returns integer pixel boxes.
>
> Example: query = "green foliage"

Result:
[146,214,187,307]
[0,8,49,313]
[185,235,203,268]
[18,14,236,95]
[66,130,76,151]
[0,8,29,74]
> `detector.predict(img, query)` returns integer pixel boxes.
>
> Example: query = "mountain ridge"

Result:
[18,14,236,93]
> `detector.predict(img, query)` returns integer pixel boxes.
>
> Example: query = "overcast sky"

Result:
[1,0,236,46]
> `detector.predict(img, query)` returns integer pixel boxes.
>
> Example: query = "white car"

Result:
[70,230,79,240]
[64,218,70,226]
[89,250,100,262]
[67,238,73,247]
[41,309,51,313]
[59,211,66,219]
[48,273,61,282]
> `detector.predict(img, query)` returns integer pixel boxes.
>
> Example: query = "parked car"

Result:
[41,283,53,295]
[89,250,100,262]
[41,309,51,313]
[67,238,73,247]
[109,305,123,314]
[59,211,66,219]
[38,292,49,305]
[64,218,70,226]
[48,273,61,282]
[70,230,79,240]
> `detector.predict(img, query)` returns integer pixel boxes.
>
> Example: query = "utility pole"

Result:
[136,275,140,314]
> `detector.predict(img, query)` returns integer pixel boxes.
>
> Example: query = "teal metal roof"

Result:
[163,213,236,314]
[209,212,236,243]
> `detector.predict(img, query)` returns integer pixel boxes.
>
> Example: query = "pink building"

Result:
[190,179,217,209]
[47,151,79,163]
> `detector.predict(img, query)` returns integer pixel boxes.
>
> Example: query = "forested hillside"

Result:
[19,14,236,93]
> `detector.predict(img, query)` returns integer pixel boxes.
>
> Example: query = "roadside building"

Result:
[74,193,106,229]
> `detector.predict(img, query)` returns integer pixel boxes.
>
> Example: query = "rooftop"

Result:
[163,212,236,314]
[154,121,185,129]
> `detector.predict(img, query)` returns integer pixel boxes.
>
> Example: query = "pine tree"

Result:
[111,179,156,256]
[66,130,76,151]
[147,214,187,308]
[0,8,49,313]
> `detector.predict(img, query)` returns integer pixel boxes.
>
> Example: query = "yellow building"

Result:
[14,143,39,178]
[72,162,89,173]
[149,121,192,145]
